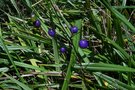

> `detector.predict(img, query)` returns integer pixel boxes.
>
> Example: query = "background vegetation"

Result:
[0,0,135,90]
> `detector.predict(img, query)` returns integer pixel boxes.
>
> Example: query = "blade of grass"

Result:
[72,19,81,52]
[14,61,45,71]
[94,72,135,90]
[32,8,49,34]
[0,36,26,83]
[25,0,31,8]
[122,0,127,6]
[113,6,135,9]
[100,0,135,32]
[10,0,21,16]
[106,9,112,39]
[6,14,27,46]
[74,63,135,72]
[50,0,71,36]
[113,16,124,48]
[3,73,32,90]
[30,59,43,78]
[105,37,135,67]
[0,67,9,73]
[10,32,51,44]
[52,38,60,71]
[61,50,76,90]
[90,28,135,67]
[85,0,102,33]
[78,48,90,63]
[82,80,88,90]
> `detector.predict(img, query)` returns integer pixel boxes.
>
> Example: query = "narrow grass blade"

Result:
[114,16,124,48]
[72,19,81,52]
[94,72,135,90]
[61,50,76,90]
[52,38,60,71]
[30,59,43,78]
[85,0,102,33]
[0,37,25,82]
[3,73,32,90]
[105,37,135,66]
[11,32,51,44]
[25,0,31,8]
[0,67,9,73]
[78,48,90,63]
[14,61,45,71]
[74,63,135,72]
[100,0,135,32]
[82,80,88,90]
[113,6,135,9]
[10,0,21,16]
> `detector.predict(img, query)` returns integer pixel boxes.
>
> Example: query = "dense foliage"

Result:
[0,0,135,90]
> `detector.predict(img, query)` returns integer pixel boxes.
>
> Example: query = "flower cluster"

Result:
[33,20,89,53]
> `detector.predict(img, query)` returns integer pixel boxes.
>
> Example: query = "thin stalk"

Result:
[113,6,135,9]
[52,38,60,71]
[113,16,124,48]
[128,56,132,85]
[85,0,102,33]
[106,9,112,39]
[61,50,76,90]
[48,2,60,71]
